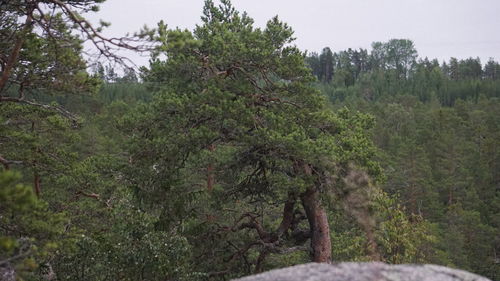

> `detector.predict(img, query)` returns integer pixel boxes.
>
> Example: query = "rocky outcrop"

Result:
[0,263,15,281]
[232,262,491,281]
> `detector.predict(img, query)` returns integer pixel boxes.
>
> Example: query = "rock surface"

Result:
[232,262,491,281]
[0,263,15,281]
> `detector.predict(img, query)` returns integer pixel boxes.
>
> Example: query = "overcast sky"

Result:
[86,0,500,67]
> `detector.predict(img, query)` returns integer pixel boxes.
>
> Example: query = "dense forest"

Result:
[1,0,499,280]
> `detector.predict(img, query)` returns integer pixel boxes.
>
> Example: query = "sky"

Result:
[86,0,500,67]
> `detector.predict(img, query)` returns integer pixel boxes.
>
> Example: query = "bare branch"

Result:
[0,96,79,124]
[75,190,100,200]
[0,155,23,170]
[46,0,153,67]
[74,190,112,208]
[0,237,33,266]
[0,250,31,267]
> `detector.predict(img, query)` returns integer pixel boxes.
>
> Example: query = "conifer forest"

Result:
[1,0,499,280]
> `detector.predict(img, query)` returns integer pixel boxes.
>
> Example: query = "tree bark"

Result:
[300,186,331,263]
[34,172,41,198]
[276,192,296,237]
[0,13,32,95]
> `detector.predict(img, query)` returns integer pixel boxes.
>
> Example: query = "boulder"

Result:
[232,262,491,281]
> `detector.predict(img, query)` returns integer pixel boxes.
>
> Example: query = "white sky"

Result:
[86,0,500,67]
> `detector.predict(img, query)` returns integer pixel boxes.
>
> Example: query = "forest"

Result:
[1,0,499,280]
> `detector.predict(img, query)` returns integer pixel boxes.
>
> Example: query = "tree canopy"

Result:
[1,1,499,280]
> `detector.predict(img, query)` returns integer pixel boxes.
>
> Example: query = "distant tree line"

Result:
[2,1,499,280]
[306,39,500,106]
[305,39,499,280]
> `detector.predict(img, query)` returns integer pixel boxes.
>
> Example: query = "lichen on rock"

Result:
[232,262,492,281]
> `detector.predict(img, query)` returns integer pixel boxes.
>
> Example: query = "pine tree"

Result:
[127,0,383,274]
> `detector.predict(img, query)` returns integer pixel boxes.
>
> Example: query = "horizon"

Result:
[85,0,500,68]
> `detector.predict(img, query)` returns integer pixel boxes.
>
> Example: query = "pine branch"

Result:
[0,155,23,170]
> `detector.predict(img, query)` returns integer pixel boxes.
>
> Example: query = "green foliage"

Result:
[0,171,68,278]
[125,0,387,277]
[2,0,499,280]
[306,42,500,106]
[55,187,196,281]
[1,7,100,97]
[374,192,436,264]
[312,66,500,278]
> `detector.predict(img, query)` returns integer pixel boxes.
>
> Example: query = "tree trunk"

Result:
[0,155,11,170]
[0,13,32,94]
[34,172,41,198]
[300,186,331,263]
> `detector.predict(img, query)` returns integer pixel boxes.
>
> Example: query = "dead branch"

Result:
[0,249,32,267]
[0,155,23,170]
[46,0,152,66]
[251,93,302,108]
[73,190,113,209]
[224,241,259,266]
[254,249,269,273]
[0,96,79,124]
[75,190,100,200]
[234,213,270,241]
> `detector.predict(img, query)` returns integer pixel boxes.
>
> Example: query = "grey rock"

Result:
[0,263,15,281]
[232,262,491,281]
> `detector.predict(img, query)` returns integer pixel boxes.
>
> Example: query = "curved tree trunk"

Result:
[300,186,331,263]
